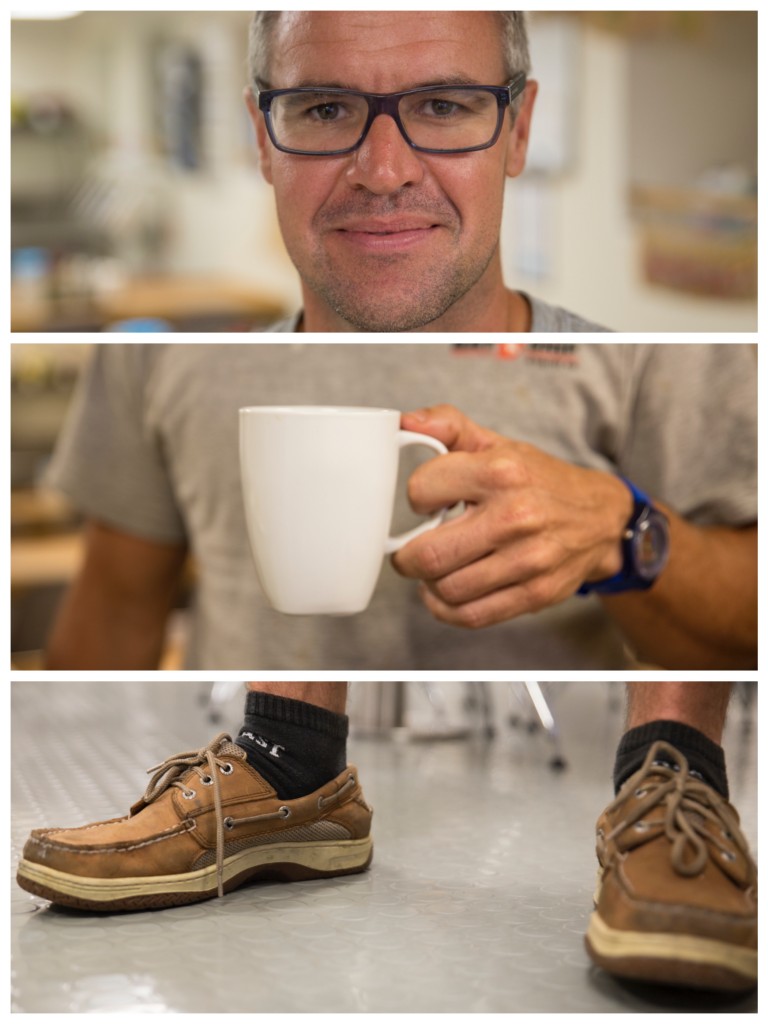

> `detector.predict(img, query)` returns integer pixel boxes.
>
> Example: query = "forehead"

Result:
[268,11,506,89]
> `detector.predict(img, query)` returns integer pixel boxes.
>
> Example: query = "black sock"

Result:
[613,719,729,799]
[235,692,348,800]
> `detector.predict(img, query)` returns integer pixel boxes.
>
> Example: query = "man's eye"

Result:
[307,102,344,121]
[426,99,460,117]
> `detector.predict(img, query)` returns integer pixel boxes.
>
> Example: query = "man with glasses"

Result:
[245,10,601,333]
[30,12,756,996]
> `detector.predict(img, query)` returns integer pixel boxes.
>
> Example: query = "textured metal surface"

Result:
[11,680,757,1013]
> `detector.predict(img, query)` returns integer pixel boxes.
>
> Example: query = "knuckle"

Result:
[520,575,557,613]
[432,574,465,606]
[413,540,445,580]
[452,601,492,630]
[483,454,523,491]
[518,540,557,578]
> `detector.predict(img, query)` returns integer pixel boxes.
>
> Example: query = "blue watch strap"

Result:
[577,478,656,596]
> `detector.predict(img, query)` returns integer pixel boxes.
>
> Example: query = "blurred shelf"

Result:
[11,274,288,332]
[11,532,84,590]
[11,488,79,535]
[631,185,757,299]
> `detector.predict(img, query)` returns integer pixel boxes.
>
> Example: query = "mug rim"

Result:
[239,405,398,416]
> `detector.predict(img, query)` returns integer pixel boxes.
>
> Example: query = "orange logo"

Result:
[496,344,528,360]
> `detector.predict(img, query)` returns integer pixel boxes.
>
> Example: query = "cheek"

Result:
[438,157,507,237]
[270,158,337,236]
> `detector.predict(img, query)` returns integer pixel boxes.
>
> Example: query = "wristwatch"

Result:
[577,478,670,595]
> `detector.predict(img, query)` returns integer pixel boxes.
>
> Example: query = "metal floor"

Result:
[11,680,757,1014]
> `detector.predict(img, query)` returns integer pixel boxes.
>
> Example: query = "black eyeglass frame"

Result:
[256,71,527,156]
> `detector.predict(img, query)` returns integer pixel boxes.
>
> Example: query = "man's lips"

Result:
[335,218,439,234]
[330,219,441,251]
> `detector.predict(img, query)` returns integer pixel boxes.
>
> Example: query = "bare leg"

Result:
[625,681,732,744]
[246,681,348,715]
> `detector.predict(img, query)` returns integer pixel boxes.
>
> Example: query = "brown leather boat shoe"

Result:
[585,740,756,992]
[17,733,373,912]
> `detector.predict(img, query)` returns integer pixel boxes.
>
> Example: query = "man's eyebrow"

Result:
[279,74,489,91]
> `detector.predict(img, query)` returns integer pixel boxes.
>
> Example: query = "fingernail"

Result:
[406,408,429,423]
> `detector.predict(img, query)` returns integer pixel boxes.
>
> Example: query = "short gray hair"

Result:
[248,12,531,100]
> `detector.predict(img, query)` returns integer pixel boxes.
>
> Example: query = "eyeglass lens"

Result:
[269,88,501,153]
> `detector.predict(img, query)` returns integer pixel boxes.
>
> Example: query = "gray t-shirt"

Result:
[263,294,609,333]
[47,343,756,670]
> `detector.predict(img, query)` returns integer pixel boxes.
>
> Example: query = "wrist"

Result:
[588,473,635,582]
[579,478,670,596]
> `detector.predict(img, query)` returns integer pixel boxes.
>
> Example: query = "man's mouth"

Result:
[332,221,440,251]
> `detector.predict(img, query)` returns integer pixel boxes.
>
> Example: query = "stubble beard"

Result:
[301,243,497,332]
[285,191,499,331]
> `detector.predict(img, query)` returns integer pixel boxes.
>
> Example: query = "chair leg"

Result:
[507,681,567,770]
[205,680,244,723]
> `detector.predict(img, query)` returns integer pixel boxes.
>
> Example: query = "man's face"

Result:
[249,11,535,331]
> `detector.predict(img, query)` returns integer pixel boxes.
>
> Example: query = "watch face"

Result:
[633,511,670,580]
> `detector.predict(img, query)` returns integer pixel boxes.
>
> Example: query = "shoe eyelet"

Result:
[279,806,291,819]
[634,789,647,798]
[721,850,736,862]
[201,775,214,786]
[720,829,733,841]
[182,789,196,800]
[224,816,234,830]
[219,763,234,776]
[634,822,649,833]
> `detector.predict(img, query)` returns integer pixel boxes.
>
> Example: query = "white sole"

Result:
[18,835,373,904]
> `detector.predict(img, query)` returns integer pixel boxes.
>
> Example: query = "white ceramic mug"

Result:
[239,406,449,615]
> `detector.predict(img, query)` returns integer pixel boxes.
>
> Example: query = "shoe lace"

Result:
[605,740,751,878]
[139,733,357,899]
[141,732,235,897]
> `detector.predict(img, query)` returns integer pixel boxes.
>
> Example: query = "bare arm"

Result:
[45,520,189,669]
[392,406,756,671]
[602,514,756,670]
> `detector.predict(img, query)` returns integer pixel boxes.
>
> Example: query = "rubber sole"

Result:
[585,910,757,993]
[17,836,373,912]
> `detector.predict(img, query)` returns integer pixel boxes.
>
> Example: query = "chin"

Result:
[330,298,446,333]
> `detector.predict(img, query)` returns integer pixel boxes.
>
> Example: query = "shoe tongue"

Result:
[215,739,247,760]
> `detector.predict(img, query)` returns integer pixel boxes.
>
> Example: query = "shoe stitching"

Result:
[27,820,195,855]
[37,818,130,837]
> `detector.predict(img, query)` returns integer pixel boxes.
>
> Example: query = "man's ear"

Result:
[505,80,538,179]
[244,86,273,184]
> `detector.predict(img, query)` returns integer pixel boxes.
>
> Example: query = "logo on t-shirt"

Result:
[451,343,578,366]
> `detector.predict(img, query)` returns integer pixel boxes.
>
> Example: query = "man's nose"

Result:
[345,113,425,193]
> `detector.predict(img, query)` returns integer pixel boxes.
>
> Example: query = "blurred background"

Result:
[10,10,757,333]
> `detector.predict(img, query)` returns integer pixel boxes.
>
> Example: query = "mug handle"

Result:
[384,430,449,554]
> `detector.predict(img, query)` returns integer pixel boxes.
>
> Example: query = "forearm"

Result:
[603,512,757,670]
[45,579,170,669]
[45,521,188,670]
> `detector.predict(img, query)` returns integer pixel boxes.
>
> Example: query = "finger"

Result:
[406,452,493,514]
[401,404,502,453]
[417,582,532,630]
[392,506,494,580]
[421,538,550,606]
[417,568,574,630]
[406,445,533,516]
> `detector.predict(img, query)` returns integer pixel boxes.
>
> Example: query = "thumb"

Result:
[401,404,501,453]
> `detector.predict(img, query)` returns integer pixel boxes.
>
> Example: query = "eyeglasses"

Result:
[256,72,527,156]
